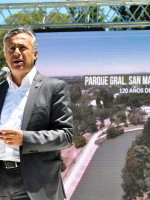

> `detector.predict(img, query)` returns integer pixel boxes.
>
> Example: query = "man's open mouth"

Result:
[13,60,23,64]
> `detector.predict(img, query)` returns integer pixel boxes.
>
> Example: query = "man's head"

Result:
[3,27,38,54]
[3,27,38,85]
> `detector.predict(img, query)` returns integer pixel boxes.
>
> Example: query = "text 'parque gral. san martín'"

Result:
[84,75,150,86]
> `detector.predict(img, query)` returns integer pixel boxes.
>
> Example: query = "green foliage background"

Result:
[0,31,7,69]
[122,119,150,199]
[74,135,87,149]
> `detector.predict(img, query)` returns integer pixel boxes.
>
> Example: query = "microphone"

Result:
[0,67,10,80]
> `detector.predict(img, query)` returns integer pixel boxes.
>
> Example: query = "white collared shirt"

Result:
[0,67,36,162]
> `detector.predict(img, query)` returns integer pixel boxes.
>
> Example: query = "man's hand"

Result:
[0,129,23,146]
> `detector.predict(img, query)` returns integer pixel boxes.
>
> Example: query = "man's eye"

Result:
[20,46,26,50]
[9,47,15,52]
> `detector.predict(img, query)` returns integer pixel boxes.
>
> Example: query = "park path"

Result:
[64,129,105,200]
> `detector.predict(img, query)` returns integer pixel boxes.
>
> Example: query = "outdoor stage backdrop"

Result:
[35,30,150,200]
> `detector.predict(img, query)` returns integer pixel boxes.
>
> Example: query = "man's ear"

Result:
[33,50,38,61]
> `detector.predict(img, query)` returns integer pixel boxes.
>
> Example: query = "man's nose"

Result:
[14,48,21,56]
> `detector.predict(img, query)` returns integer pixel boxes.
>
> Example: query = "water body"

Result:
[71,130,142,200]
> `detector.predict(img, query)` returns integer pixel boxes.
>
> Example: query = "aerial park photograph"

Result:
[36,30,150,200]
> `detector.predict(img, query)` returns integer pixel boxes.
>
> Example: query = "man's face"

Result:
[4,33,38,78]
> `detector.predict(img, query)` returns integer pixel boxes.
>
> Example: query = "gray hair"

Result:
[3,27,38,53]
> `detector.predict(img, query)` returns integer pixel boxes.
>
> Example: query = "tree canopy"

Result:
[0,31,7,69]
[122,119,150,199]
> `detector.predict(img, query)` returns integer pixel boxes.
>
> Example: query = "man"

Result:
[0,27,73,200]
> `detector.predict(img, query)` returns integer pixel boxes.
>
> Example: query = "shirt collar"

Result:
[7,67,37,90]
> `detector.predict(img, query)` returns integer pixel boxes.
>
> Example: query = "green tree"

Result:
[115,93,129,105]
[116,111,126,123]
[72,103,97,136]
[109,104,125,124]
[96,88,114,109]
[122,119,150,199]
[70,86,81,104]
[142,118,150,148]
[67,1,104,24]
[106,126,124,139]
[115,93,143,108]
[6,10,47,26]
[74,135,87,149]
[80,105,97,133]
[6,10,69,25]
[128,95,141,108]
[128,113,139,125]
[111,5,150,30]
[95,108,109,123]
[47,11,70,23]
[89,118,98,133]
[0,31,7,69]
[122,145,150,199]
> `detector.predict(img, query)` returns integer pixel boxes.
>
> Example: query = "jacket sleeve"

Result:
[21,80,73,154]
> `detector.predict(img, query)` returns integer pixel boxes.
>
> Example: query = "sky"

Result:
[35,30,150,77]
[0,0,62,3]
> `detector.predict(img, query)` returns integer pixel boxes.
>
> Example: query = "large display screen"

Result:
[36,30,150,200]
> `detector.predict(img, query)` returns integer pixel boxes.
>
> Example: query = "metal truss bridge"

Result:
[0,0,150,30]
